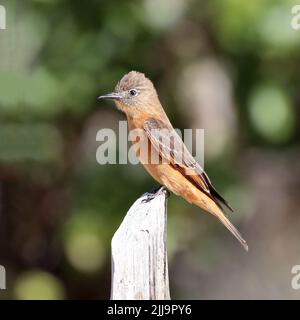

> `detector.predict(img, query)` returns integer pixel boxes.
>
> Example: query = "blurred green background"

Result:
[0,0,300,299]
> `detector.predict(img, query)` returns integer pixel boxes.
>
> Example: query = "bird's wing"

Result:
[143,117,233,212]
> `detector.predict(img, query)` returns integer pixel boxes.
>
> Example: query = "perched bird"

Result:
[98,71,248,251]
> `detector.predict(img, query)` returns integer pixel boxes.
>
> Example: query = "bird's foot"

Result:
[142,185,169,203]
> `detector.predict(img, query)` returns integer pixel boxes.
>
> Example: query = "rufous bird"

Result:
[98,71,248,251]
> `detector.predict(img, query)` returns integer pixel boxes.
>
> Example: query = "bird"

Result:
[98,71,248,251]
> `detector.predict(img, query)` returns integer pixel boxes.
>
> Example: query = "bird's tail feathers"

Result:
[193,195,248,251]
[214,210,248,251]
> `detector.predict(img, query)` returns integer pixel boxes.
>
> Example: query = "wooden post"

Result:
[111,187,170,300]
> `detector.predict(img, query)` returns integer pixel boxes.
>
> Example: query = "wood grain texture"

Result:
[111,187,170,300]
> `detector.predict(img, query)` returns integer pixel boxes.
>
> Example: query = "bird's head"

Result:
[98,71,160,116]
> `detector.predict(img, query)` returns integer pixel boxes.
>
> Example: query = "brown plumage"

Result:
[98,71,248,251]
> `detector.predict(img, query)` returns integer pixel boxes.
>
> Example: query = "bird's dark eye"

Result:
[129,89,138,96]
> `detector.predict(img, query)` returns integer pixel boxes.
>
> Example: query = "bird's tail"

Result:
[193,194,248,251]
[214,210,248,251]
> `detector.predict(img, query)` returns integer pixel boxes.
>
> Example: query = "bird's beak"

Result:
[97,92,121,101]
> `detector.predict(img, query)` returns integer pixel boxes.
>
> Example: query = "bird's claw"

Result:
[142,194,156,203]
[142,186,169,203]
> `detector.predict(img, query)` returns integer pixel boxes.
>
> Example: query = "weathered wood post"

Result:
[111,187,170,300]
